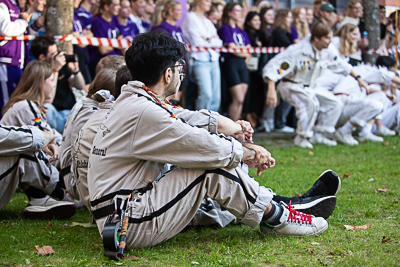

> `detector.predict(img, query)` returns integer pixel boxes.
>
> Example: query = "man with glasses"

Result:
[86,31,339,250]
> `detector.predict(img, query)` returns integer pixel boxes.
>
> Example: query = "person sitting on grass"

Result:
[87,31,341,250]
[0,124,76,219]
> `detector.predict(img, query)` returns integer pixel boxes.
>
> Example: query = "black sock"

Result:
[24,187,46,199]
[262,201,284,226]
[50,186,65,200]
[273,195,301,205]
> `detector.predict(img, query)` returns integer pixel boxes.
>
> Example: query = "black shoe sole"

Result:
[292,196,337,220]
[24,204,76,220]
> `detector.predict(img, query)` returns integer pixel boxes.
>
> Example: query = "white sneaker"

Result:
[294,135,313,148]
[275,126,295,133]
[376,126,396,136]
[358,132,384,142]
[62,190,86,209]
[310,134,337,146]
[24,196,76,219]
[334,131,359,146]
[260,202,328,236]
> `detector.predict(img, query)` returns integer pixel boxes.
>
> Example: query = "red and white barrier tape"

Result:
[0,35,397,55]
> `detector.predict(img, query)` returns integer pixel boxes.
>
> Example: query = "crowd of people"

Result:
[0,0,399,253]
[1,0,400,149]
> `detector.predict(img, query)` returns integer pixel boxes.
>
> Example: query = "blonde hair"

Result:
[334,23,357,56]
[87,68,117,100]
[273,8,292,33]
[151,0,169,27]
[3,60,52,115]
[292,7,309,39]
[162,0,181,21]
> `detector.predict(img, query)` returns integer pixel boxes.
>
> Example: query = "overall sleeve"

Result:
[131,104,243,170]
[262,47,296,82]
[0,125,44,155]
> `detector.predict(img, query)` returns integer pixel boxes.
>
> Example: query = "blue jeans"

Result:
[44,103,70,134]
[191,60,221,112]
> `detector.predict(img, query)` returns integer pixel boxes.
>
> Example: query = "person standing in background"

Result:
[218,3,251,121]
[182,0,222,112]
[0,0,30,116]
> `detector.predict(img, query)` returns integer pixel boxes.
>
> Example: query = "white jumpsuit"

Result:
[87,81,273,248]
[263,36,352,137]
[0,125,58,209]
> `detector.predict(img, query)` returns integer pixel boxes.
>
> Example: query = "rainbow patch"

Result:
[277,68,283,75]
[170,114,179,120]
[32,117,41,126]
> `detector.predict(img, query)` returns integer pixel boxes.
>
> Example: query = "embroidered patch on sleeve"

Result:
[281,62,289,70]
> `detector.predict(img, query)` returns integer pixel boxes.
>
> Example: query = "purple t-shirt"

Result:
[73,13,83,34]
[89,15,121,64]
[151,21,185,44]
[290,25,299,42]
[75,6,92,30]
[218,24,250,57]
[117,17,139,41]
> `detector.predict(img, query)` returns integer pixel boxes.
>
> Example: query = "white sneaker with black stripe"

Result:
[260,202,328,236]
[24,196,76,219]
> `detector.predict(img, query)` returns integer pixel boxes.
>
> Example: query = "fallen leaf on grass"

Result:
[291,156,297,162]
[381,236,391,243]
[124,255,139,260]
[375,188,390,193]
[343,224,371,231]
[35,245,55,255]
[188,251,194,255]
[382,141,389,146]
[70,222,96,228]
[371,169,376,173]
[44,222,54,230]
[343,173,350,179]
[92,243,101,247]
[308,150,314,156]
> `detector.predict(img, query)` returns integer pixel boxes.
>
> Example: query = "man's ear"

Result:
[164,67,172,84]
[38,54,46,61]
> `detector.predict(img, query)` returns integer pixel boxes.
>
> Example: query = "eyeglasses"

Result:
[170,59,186,81]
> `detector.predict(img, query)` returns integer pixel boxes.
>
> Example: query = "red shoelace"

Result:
[286,201,313,225]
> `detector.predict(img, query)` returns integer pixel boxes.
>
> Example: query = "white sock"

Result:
[359,123,373,137]
[339,121,353,134]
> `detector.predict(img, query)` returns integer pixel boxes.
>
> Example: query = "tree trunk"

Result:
[45,0,73,53]
[363,0,380,64]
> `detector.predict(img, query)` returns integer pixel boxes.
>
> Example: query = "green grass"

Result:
[1,136,399,266]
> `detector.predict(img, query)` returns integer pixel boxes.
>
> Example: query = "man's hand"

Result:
[35,15,45,28]
[242,143,275,176]
[358,78,369,92]
[42,131,55,147]
[233,120,254,143]
[42,139,59,162]
[20,12,31,22]
[52,51,66,71]
[387,94,398,104]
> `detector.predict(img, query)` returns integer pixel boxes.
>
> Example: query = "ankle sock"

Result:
[359,123,373,137]
[24,187,46,199]
[262,201,284,226]
[339,121,353,134]
[50,186,65,200]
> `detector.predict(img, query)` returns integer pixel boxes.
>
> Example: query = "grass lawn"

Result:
[1,135,399,267]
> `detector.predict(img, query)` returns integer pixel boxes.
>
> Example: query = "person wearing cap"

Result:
[319,3,336,30]
[311,0,328,25]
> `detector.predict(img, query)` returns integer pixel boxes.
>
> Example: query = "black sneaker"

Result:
[290,195,337,219]
[302,169,341,198]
